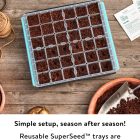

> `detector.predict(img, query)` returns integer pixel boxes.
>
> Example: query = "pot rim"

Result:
[0,84,5,113]
[88,78,140,114]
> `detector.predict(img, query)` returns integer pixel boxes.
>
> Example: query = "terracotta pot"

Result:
[88,78,140,114]
[0,84,5,113]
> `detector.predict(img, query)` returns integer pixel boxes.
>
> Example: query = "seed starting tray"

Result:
[21,0,119,87]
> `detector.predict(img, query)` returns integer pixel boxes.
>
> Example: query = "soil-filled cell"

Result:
[88,63,100,74]
[51,70,63,82]
[74,53,85,65]
[63,68,75,79]
[76,6,87,17]
[48,58,60,70]
[61,56,73,67]
[78,17,90,28]
[38,73,50,84]
[64,8,75,19]
[71,41,83,53]
[98,49,110,60]
[69,30,80,42]
[44,35,56,46]
[88,3,100,14]
[46,47,58,58]
[86,51,98,62]
[39,12,51,24]
[41,23,54,35]
[29,26,41,37]
[66,19,78,30]
[76,65,88,77]
[96,37,107,48]
[51,10,63,21]
[58,44,70,55]
[90,15,102,25]
[27,15,39,26]
[93,26,104,37]
[83,39,95,51]
[56,32,68,44]
[31,38,43,49]
[54,21,65,32]
[80,28,92,39]
[36,60,48,72]
[101,61,113,72]
[34,49,46,61]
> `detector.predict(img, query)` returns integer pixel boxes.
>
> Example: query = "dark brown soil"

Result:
[98,49,110,60]
[63,68,75,79]
[41,23,54,35]
[48,58,60,70]
[36,60,48,72]
[64,8,75,19]
[71,41,83,53]
[39,12,51,24]
[66,19,78,30]
[31,38,43,49]
[86,51,98,62]
[95,84,123,114]
[29,26,41,37]
[93,26,104,37]
[44,35,56,46]
[69,30,80,42]
[108,98,140,114]
[95,83,140,114]
[80,28,92,39]
[76,6,87,17]
[51,10,63,21]
[76,65,88,77]
[38,73,50,84]
[51,70,63,82]
[74,53,85,65]
[58,44,70,55]
[83,40,95,51]
[61,56,73,67]
[54,21,65,32]
[96,38,107,48]
[27,15,39,26]
[78,17,90,28]
[101,61,113,72]
[56,32,68,44]
[34,49,46,61]
[88,63,100,74]
[90,15,102,25]
[88,3,100,14]
[46,47,58,58]
[134,87,140,98]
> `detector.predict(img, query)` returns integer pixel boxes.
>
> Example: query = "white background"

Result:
[0,115,139,140]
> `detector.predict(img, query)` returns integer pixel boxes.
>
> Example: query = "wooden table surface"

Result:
[0,0,140,114]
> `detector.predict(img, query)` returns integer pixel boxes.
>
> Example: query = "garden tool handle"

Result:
[132,85,140,93]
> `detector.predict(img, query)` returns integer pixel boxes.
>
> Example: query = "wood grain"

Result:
[0,0,140,114]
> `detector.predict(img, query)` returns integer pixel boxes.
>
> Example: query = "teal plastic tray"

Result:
[21,0,119,87]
